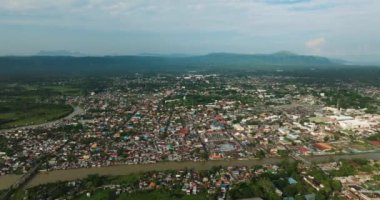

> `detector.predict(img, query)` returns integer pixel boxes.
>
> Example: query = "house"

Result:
[298,146,311,155]
[288,177,298,185]
[314,143,333,151]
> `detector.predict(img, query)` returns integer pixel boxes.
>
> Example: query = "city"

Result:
[1,72,380,199]
[1,0,380,199]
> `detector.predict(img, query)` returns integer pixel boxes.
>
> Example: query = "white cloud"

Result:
[0,0,380,61]
[305,37,325,54]
[0,0,78,11]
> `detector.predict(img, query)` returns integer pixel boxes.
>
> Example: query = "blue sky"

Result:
[0,0,379,63]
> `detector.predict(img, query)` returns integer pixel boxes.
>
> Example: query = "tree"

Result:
[85,174,106,189]
[283,184,298,196]
[256,150,266,159]
[331,180,342,192]
[332,161,357,177]
[316,193,326,200]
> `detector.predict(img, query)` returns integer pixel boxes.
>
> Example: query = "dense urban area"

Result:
[1,70,380,200]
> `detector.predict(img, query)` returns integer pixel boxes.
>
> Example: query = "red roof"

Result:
[214,115,224,120]
[180,128,189,133]
[314,143,333,151]
[210,153,222,160]
[298,146,310,154]
[179,128,189,137]
[369,140,380,147]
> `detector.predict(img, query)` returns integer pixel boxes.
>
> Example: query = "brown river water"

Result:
[1,153,379,190]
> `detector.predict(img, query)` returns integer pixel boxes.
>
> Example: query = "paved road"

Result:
[0,152,379,190]
[0,106,84,133]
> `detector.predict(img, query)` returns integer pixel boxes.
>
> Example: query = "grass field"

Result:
[0,82,81,130]
[0,103,73,129]
[34,85,82,96]
[76,190,212,200]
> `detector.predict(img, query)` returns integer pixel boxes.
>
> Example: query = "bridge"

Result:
[0,155,47,200]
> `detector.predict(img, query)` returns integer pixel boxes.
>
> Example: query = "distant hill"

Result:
[0,52,345,77]
[137,53,194,57]
[36,50,88,57]
[191,51,341,66]
[273,51,297,56]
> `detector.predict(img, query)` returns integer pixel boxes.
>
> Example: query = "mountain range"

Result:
[0,51,347,77]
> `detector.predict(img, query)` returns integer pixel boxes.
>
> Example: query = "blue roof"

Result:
[288,177,298,184]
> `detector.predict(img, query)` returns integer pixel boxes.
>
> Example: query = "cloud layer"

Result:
[0,0,379,63]
[305,37,325,54]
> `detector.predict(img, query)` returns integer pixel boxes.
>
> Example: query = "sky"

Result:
[0,0,379,63]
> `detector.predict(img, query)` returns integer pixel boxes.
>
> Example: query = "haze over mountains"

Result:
[32,50,342,64]
[36,50,88,57]
[0,51,351,78]
[0,51,349,76]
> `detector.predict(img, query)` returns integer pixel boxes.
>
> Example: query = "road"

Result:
[0,106,84,133]
[1,152,379,190]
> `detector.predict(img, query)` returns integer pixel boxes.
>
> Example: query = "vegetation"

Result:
[0,103,73,129]
[321,89,378,112]
[368,132,380,141]
[167,94,221,106]
[229,177,281,200]
[331,159,376,176]
[116,190,212,200]
[10,173,212,200]
[0,78,109,129]
[229,160,345,200]
[0,135,22,155]
[0,53,338,78]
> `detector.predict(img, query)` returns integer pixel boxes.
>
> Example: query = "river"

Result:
[1,152,379,190]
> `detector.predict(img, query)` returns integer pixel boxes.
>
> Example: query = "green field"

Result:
[0,103,73,129]
[0,82,82,130]
[27,85,82,96]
